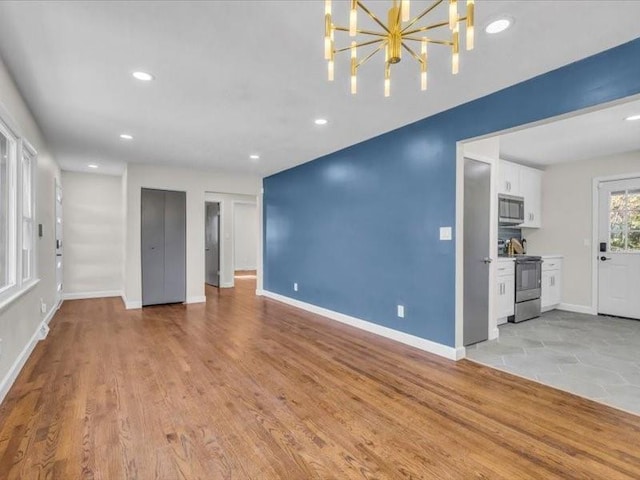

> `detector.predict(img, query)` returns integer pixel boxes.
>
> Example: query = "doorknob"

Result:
[600,256,612,261]
[483,257,493,264]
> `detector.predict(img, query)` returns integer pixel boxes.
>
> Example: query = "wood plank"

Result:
[0,278,639,479]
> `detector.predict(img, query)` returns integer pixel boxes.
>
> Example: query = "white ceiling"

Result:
[500,97,640,166]
[0,1,639,177]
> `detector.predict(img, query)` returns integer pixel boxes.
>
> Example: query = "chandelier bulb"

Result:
[350,0,358,37]
[325,0,332,15]
[384,63,391,97]
[449,0,457,30]
[466,0,475,50]
[401,0,410,22]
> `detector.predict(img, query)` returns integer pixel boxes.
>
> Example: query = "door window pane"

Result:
[610,189,640,252]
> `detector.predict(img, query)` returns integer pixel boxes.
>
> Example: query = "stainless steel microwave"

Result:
[499,194,525,224]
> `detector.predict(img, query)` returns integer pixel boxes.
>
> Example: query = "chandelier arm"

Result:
[403,36,454,45]
[356,41,389,69]
[334,26,387,38]
[334,38,385,54]
[401,0,444,33]
[404,20,451,36]
[356,1,391,34]
[401,42,424,65]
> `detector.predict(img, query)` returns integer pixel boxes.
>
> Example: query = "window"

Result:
[610,189,640,252]
[21,142,36,282]
[0,115,37,307]
[0,121,17,295]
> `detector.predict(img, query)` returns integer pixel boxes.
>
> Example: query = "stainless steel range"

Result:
[510,256,542,323]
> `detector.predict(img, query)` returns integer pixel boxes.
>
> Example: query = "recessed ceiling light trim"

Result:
[120,134,133,140]
[250,154,260,160]
[485,17,513,35]
[625,114,640,121]
[314,118,328,125]
[88,164,99,169]
[132,71,154,81]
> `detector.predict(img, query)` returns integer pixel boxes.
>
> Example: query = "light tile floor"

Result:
[466,310,640,415]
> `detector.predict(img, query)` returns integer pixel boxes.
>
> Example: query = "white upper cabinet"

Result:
[519,166,542,228]
[498,160,543,228]
[498,161,520,195]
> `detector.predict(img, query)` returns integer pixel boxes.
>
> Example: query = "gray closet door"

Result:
[141,188,186,306]
[163,190,187,303]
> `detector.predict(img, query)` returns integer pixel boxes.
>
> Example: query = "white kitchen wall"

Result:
[61,171,123,298]
[525,150,640,310]
[233,202,258,271]
[0,57,60,402]
[124,163,258,307]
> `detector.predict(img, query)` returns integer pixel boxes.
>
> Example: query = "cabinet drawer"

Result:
[496,262,515,276]
[542,258,562,272]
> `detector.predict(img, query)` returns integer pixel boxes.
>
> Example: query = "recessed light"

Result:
[88,164,98,169]
[314,118,328,125]
[132,71,154,81]
[250,154,260,160]
[485,18,512,34]
[625,114,640,121]
[120,134,133,140]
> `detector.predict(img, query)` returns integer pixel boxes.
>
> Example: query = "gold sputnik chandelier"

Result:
[324,0,475,96]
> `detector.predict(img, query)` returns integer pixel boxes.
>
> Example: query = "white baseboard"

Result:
[186,296,206,304]
[261,290,465,361]
[0,305,58,405]
[121,294,142,310]
[490,327,500,340]
[256,288,264,296]
[557,303,595,315]
[62,290,122,300]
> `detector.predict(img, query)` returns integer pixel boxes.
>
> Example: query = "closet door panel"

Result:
[141,189,166,306]
[163,190,186,303]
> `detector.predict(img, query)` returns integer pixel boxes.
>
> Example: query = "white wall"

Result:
[526,150,640,309]
[61,171,123,298]
[233,202,257,271]
[0,57,60,401]
[124,163,258,307]
[205,192,257,287]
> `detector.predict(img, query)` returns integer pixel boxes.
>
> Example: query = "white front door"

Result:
[598,177,640,319]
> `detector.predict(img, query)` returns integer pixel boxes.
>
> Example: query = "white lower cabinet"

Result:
[541,257,562,311]
[496,261,515,325]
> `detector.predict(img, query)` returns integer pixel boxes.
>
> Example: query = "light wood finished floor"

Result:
[1,278,640,479]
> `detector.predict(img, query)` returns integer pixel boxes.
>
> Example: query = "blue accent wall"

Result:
[264,38,640,347]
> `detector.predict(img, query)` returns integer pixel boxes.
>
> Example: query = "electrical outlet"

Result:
[40,299,46,314]
[293,283,298,292]
[397,305,405,318]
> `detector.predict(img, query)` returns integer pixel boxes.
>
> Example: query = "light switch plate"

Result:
[440,226,452,241]
[397,305,405,318]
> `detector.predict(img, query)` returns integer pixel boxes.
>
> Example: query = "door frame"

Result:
[591,172,640,316]
[455,149,499,352]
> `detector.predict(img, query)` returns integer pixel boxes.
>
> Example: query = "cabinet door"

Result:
[498,161,520,196]
[550,269,562,306]
[541,270,553,309]
[497,276,515,318]
[520,166,542,228]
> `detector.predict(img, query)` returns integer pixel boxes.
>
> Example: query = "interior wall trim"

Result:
[185,296,206,304]
[0,305,57,405]
[260,290,466,361]
[557,303,596,315]
[62,290,122,301]
[121,294,142,310]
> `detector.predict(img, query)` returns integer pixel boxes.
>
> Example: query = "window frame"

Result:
[19,139,37,283]
[0,114,39,311]
[0,117,18,298]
